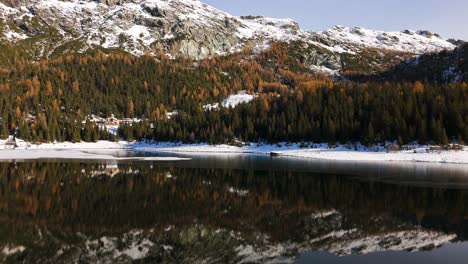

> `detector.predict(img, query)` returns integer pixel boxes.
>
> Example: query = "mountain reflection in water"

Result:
[0,155,468,263]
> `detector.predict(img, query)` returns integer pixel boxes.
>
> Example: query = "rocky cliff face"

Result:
[0,0,303,59]
[0,0,460,74]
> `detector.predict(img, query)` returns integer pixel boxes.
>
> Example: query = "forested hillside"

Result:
[381,43,468,83]
[153,81,468,145]
[0,41,467,145]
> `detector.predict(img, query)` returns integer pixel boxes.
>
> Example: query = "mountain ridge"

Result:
[0,0,461,75]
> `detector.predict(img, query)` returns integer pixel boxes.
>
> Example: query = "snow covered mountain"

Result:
[0,0,306,58]
[311,25,455,54]
[0,0,460,74]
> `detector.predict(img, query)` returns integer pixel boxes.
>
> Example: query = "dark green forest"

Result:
[0,42,467,145]
[153,82,468,145]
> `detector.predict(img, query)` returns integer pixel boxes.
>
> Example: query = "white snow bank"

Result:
[0,149,190,162]
[132,142,468,165]
[235,227,456,262]
[0,140,189,161]
[325,230,457,256]
[1,139,468,164]
[3,30,28,41]
[84,229,155,260]
[2,245,25,256]
[204,91,257,110]
[222,91,256,108]
[310,210,338,220]
[228,186,249,196]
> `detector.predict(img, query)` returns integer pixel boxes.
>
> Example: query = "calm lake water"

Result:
[1,151,468,263]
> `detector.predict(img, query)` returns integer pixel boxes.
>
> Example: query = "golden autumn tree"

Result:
[127,99,135,117]
[45,80,53,95]
[413,81,424,94]
[72,80,80,94]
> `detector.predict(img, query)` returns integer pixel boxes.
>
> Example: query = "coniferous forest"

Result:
[0,42,467,145]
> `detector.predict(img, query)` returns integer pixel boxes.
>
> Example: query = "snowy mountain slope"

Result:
[0,0,307,58]
[0,0,459,74]
[310,26,455,54]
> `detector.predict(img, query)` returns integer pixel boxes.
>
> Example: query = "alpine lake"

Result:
[1,150,468,263]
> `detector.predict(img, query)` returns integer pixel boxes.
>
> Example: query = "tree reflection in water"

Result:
[0,161,466,263]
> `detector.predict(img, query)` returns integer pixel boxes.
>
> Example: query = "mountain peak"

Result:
[312,25,455,54]
[0,0,459,75]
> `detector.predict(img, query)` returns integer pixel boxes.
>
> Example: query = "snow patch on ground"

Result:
[236,243,294,264]
[235,226,456,262]
[236,16,305,44]
[222,91,257,108]
[310,65,339,75]
[2,245,26,256]
[166,110,179,119]
[310,210,339,220]
[3,29,28,41]
[228,186,249,196]
[204,91,257,110]
[105,125,119,135]
[121,238,154,260]
[325,230,457,256]
[0,139,467,164]
[0,139,190,161]
[132,142,468,164]
[0,3,21,17]
[84,230,155,260]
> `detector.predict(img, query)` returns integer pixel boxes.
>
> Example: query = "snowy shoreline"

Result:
[132,142,468,164]
[0,140,191,161]
[0,139,467,164]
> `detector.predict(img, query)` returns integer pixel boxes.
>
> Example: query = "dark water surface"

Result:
[1,152,468,263]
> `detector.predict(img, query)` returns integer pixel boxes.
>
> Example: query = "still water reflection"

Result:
[0,153,468,263]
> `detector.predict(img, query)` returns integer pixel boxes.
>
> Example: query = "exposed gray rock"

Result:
[0,0,458,74]
[99,0,125,6]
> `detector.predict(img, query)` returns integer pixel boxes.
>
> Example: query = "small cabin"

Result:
[105,117,120,126]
